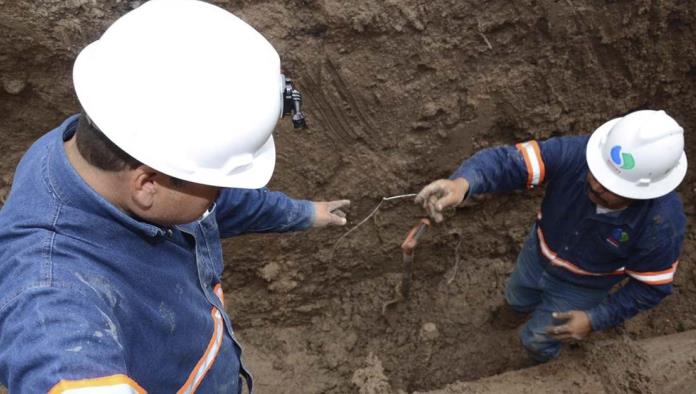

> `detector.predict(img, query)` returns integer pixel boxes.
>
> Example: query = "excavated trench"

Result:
[2,1,696,393]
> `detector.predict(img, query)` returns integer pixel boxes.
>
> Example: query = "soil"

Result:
[414,330,696,394]
[2,1,696,393]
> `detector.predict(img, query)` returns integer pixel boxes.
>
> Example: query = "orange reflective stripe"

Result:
[516,140,545,188]
[626,261,678,276]
[49,374,146,394]
[516,143,534,187]
[537,211,677,286]
[177,308,224,394]
[625,261,678,285]
[213,283,224,307]
[537,227,625,276]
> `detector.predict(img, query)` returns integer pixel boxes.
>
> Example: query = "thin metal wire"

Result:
[331,193,417,256]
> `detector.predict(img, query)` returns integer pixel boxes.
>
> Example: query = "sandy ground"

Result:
[2,1,696,392]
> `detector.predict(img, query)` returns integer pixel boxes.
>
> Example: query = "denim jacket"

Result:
[0,115,315,393]
[452,135,685,330]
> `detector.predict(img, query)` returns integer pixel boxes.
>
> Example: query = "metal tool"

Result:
[382,218,431,315]
[400,218,430,298]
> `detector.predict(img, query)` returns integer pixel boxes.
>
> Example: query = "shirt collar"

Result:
[577,166,649,229]
[590,194,649,229]
[46,114,167,238]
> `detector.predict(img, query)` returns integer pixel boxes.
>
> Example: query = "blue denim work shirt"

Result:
[0,115,315,393]
[452,135,685,330]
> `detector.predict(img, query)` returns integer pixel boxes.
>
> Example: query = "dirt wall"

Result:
[2,1,696,393]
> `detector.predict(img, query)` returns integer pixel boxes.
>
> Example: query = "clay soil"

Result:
[2,1,696,393]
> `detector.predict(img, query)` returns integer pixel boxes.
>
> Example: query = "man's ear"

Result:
[129,165,158,211]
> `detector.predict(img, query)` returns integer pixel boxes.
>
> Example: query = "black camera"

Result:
[281,74,307,129]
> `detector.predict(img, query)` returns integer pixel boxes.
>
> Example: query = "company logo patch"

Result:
[606,227,630,247]
[610,145,635,170]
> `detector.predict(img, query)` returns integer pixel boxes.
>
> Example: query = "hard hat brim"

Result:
[215,134,276,189]
[586,118,688,200]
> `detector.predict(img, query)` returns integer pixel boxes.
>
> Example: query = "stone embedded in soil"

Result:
[2,78,26,95]
[259,261,281,282]
[268,279,298,293]
[351,353,393,394]
[420,322,439,341]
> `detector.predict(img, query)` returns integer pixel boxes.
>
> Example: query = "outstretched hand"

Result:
[545,311,592,341]
[312,200,351,227]
[414,178,469,223]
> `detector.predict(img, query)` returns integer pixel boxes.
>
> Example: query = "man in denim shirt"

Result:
[0,0,348,392]
[415,109,686,362]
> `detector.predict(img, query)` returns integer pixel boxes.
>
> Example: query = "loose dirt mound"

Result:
[415,330,696,394]
[2,1,696,393]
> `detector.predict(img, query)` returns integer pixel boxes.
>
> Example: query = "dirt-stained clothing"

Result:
[451,135,685,332]
[0,115,315,393]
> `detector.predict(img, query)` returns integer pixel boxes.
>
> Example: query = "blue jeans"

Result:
[505,227,610,362]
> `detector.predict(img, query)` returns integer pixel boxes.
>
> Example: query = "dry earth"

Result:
[2,1,696,393]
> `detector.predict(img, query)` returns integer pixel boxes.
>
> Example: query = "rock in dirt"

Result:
[2,78,26,95]
[420,322,439,341]
[351,353,395,394]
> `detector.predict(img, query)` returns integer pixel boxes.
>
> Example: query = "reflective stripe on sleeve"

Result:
[177,308,224,394]
[626,261,678,285]
[49,375,146,394]
[516,141,546,188]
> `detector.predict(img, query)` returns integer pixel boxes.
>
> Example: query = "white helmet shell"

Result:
[586,110,687,200]
[73,0,283,188]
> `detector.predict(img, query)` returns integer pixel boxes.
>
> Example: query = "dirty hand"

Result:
[545,311,592,341]
[414,178,469,223]
[312,200,351,227]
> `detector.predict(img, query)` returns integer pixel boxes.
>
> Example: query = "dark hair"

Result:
[75,112,141,171]
[75,112,189,187]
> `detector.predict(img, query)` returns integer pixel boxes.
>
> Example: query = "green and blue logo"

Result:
[610,145,635,170]
[607,227,630,247]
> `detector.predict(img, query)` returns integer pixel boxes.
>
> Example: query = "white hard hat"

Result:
[73,0,284,188]
[586,110,687,199]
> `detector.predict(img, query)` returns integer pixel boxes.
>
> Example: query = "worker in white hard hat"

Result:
[415,109,687,362]
[0,0,348,392]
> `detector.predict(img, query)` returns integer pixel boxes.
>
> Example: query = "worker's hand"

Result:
[414,178,469,223]
[545,311,592,341]
[312,200,350,227]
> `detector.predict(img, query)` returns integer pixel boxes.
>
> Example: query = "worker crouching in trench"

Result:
[416,109,687,362]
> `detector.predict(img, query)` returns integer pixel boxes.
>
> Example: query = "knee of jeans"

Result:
[519,326,560,362]
[505,287,522,310]
[505,285,535,313]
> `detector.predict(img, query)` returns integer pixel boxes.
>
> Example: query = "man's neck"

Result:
[64,137,129,212]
